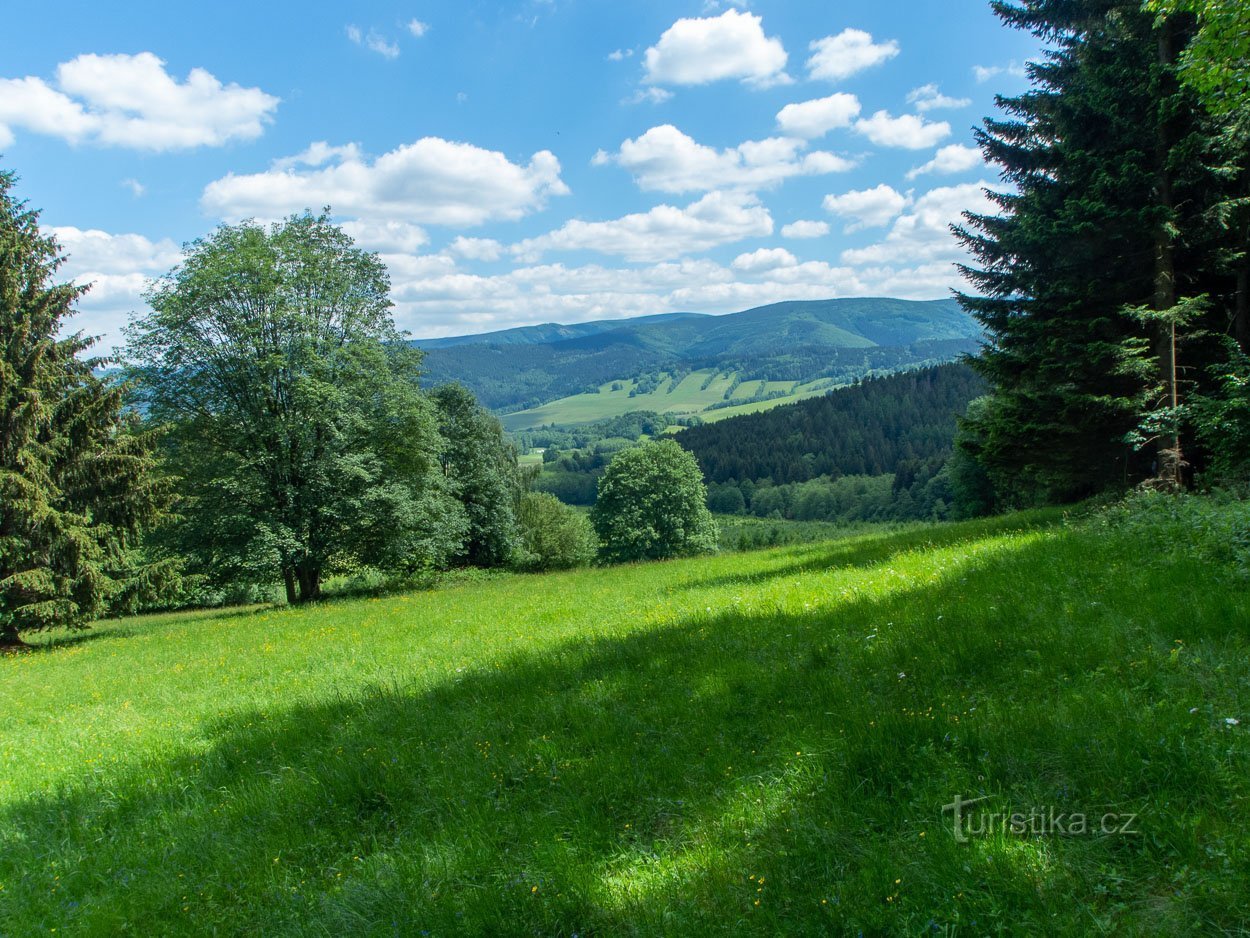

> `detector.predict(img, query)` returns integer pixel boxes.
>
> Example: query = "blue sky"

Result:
[0,0,1041,350]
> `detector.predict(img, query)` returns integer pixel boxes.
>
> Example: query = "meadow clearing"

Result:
[2,501,1248,935]
[498,371,839,431]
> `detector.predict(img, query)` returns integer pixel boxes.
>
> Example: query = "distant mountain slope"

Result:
[413,312,704,349]
[415,297,981,413]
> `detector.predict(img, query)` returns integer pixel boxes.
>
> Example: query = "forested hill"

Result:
[677,363,986,485]
[415,297,981,412]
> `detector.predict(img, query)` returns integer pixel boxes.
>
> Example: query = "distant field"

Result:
[500,369,835,430]
[3,503,1248,933]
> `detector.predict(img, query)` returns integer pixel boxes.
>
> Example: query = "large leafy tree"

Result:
[592,439,716,563]
[127,214,464,604]
[432,383,520,567]
[956,0,1231,500]
[0,170,167,646]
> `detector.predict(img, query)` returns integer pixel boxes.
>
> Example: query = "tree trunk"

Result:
[282,568,297,605]
[296,565,321,603]
[1235,253,1250,356]
[1153,25,1183,491]
[0,619,27,651]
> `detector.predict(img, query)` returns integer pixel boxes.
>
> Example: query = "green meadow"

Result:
[499,370,836,431]
[2,502,1248,935]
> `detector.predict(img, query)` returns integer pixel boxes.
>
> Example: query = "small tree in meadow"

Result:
[514,492,598,571]
[591,439,716,563]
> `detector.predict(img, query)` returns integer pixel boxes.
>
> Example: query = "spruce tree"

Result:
[0,170,166,646]
[955,0,1228,500]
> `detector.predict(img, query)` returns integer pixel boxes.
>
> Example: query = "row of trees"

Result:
[1,189,717,644]
[957,0,1250,503]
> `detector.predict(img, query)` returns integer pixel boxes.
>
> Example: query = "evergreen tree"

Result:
[956,0,1230,500]
[0,170,167,646]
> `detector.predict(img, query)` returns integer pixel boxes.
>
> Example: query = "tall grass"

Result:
[1,501,1247,934]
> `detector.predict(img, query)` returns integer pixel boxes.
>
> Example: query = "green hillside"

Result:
[416,298,982,414]
[4,501,1248,934]
[500,370,839,431]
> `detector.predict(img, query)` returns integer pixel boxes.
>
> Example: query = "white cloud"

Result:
[513,190,773,263]
[201,137,569,226]
[906,83,971,112]
[732,247,797,272]
[780,219,829,239]
[840,180,995,267]
[596,124,853,194]
[407,19,429,38]
[973,61,1028,83]
[853,110,950,149]
[448,236,504,262]
[775,93,861,139]
[347,25,400,59]
[0,53,278,151]
[624,87,674,106]
[607,48,633,62]
[906,143,984,180]
[823,184,910,231]
[643,10,789,89]
[806,29,899,82]
[48,227,182,353]
[339,219,429,253]
[121,178,145,198]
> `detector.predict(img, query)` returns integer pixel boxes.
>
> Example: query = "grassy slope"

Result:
[2,509,1248,935]
[500,370,835,431]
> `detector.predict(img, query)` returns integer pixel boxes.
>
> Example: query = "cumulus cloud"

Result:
[780,219,830,239]
[823,184,910,231]
[121,178,145,198]
[339,219,429,253]
[732,247,798,272]
[347,25,400,59]
[643,10,789,88]
[806,29,899,82]
[906,143,984,180]
[906,83,971,112]
[839,180,995,267]
[853,110,950,149]
[512,190,773,263]
[448,236,504,262]
[48,226,183,353]
[0,52,278,151]
[775,92,861,139]
[407,19,429,37]
[201,137,569,226]
[595,124,853,194]
[607,48,633,62]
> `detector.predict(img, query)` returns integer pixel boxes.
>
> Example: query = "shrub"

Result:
[514,493,598,571]
[591,440,717,563]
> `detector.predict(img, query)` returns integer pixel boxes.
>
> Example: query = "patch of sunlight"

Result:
[593,760,814,911]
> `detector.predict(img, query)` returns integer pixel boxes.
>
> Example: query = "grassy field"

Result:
[500,370,836,431]
[2,502,1249,934]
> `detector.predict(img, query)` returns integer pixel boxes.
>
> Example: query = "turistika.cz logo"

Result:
[942,794,1140,844]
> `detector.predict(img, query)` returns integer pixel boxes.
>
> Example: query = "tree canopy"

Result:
[591,439,716,563]
[127,213,465,603]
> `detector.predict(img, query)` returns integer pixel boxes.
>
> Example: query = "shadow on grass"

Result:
[1,518,1245,935]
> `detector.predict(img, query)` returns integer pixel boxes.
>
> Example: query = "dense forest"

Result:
[678,364,985,485]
